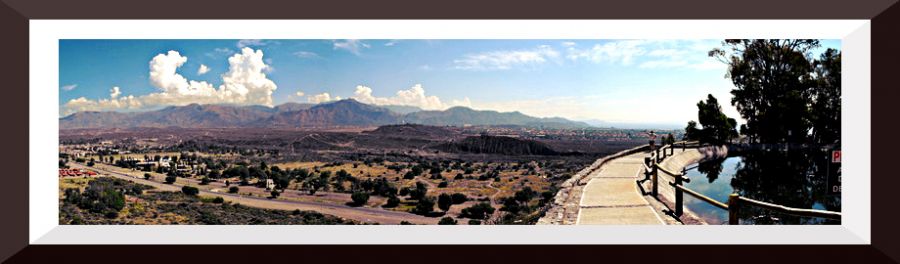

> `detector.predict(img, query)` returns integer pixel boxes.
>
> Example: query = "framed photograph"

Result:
[2,0,898,262]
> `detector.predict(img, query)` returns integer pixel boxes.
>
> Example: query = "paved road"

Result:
[70,163,439,225]
[576,152,666,225]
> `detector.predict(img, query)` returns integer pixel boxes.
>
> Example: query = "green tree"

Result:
[809,48,841,144]
[165,175,177,184]
[143,173,152,180]
[710,39,822,143]
[437,193,453,212]
[228,186,239,193]
[693,94,738,144]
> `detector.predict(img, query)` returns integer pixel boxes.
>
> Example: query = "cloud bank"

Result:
[350,84,471,110]
[62,47,277,115]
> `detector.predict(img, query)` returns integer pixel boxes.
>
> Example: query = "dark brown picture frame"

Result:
[2,0,899,262]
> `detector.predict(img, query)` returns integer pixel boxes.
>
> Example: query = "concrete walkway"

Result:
[577,152,665,225]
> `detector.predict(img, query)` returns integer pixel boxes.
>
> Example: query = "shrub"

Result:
[437,181,448,188]
[514,187,537,203]
[451,193,468,204]
[350,191,370,206]
[412,196,435,215]
[408,182,428,200]
[400,221,414,225]
[438,217,457,225]
[228,186,239,193]
[165,175,177,184]
[437,193,452,212]
[212,197,225,204]
[200,177,211,185]
[270,190,280,199]
[468,219,481,225]
[384,195,401,208]
[461,202,495,220]
[181,186,199,196]
[143,173,152,180]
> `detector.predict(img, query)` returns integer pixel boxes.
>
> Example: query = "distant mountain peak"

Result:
[60,100,592,129]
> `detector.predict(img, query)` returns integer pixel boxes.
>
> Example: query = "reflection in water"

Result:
[683,148,841,225]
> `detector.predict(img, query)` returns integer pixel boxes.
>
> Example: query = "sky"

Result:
[59,39,841,126]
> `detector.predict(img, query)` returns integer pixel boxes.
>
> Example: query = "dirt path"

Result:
[71,163,439,225]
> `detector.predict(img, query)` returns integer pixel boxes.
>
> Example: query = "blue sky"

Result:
[59,39,840,126]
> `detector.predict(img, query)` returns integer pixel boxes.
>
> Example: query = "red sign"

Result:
[832,150,841,163]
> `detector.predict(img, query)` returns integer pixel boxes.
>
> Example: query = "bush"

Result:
[408,182,428,200]
[437,181,448,188]
[212,197,225,204]
[350,191,370,206]
[438,217,457,225]
[400,221,414,225]
[384,195,401,208]
[514,187,536,203]
[468,219,481,225]
[461,202,495,220]
[165,175,177,184]
[228,186,239,193]
[182,186,199,196]
[451,193,468,204]
[437,193,452,212]
[412,196,435,215]
[144,173,152,180]
[200,177,211,185]
[270,190,280,199]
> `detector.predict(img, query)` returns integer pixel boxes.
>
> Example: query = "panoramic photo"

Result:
[57,39,841,225]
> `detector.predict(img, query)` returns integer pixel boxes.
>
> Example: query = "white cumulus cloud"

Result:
[197,64,210,75]
[351,84,470,110]
[62,47,277,116]
[109,87,121,99]
[308,93,333,104]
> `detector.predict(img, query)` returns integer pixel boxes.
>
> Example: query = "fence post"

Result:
[682,142,686,151]
[675,172,683,217]
[651,163,658,198]
[728,193,740,225]
[656,147,661,163]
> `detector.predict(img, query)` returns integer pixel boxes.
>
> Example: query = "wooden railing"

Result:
[644,143,841,224]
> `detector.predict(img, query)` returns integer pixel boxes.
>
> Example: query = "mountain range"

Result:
[60,99,592,129]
